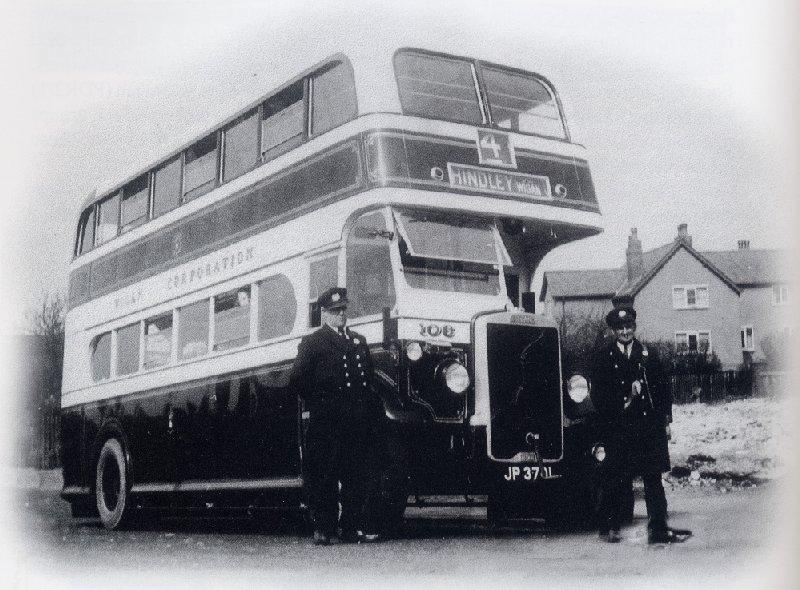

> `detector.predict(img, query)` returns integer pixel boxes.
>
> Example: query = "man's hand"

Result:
[665,424,671,440]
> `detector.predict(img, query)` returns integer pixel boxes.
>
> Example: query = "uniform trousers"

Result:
[304,402,381,535]
[599,466,667,532]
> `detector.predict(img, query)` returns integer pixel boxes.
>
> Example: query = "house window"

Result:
[675,331,711,354]
[772,284,789,305]
[740,326,754,351]
[672,284,709,309]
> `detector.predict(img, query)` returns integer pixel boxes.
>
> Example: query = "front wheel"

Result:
[95,438,130,530]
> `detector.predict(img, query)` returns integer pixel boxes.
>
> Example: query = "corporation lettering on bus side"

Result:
[166,246,255,291]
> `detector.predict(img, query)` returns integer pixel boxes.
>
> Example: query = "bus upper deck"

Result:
[69,47,600,303]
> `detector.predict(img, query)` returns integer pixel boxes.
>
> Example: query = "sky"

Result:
[0,0,797,334]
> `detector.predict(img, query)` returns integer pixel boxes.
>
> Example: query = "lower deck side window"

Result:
[179,300,209,360]
[90,332,111,381]
[116,323,140,375]
[258,274,297,340]
[145,313,173,369]
[214,286,251,351]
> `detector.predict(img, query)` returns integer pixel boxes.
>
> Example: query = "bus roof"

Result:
[76,41,563,215]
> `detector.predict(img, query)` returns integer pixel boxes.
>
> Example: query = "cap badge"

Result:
[619,310,627,318]
[332,293,340,302]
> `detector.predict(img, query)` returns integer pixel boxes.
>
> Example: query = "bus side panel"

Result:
[247,367,301,479]
[60,407,84,489]
[173,382,217,483]
[125,391,175,486]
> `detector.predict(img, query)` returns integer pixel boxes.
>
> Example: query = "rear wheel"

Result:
[95,438,130,530]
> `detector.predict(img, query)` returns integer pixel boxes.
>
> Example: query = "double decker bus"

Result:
[61,45,603,530]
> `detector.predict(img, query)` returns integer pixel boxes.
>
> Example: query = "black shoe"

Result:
[607,529,622,543]
[598,530,609,541]
[338,529,362,544]
[648,528,690,544]
[360,532,381,544]
[313,530,331,545]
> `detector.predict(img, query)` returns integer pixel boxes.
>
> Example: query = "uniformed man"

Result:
[591,305,691,544]
[289,287,383,545]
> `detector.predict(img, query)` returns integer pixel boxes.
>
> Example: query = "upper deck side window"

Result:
[261,80,305,159]
[121,174,150,232]
[95,192,120,246]
[76,206,95,256]
[73,57,359,259]
[223,109,260,183]
[310,61,357,136]
[394,51,484,125]
[183,133,219,202]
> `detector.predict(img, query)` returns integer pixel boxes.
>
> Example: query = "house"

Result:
[540,224,792,369]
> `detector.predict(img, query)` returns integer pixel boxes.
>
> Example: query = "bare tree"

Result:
[20,291,65,468]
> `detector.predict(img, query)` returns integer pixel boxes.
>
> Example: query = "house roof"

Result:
[540,268,625,300]
[702,248,785,286]
[616,240,741,299]
[542,237,787,301]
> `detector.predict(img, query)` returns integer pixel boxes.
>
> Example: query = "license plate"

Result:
[502,465,560,482]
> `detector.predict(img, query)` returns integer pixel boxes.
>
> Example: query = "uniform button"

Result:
[356,355,360,360]
[358,363,362,367]
[362,382,367,386]
[343,355,347,360]
[347,382,351,387]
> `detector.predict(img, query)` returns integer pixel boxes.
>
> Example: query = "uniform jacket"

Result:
[591,338,672,473]
[290,324,381,418]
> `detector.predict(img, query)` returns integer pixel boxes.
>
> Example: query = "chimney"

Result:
[626,227,644,281]
[676,223,692,247]
[738,240,750,250]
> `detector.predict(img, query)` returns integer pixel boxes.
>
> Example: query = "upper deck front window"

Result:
[394,50,567,140]
[482,66,566,139]
[394,52,484,125]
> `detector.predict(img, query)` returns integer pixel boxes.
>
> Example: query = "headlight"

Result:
[592,444,606,462]
[406,342,423,361]
[443,362,470,394]
[567,374,589,403]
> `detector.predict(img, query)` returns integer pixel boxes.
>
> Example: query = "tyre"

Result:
[95,438,130,530]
